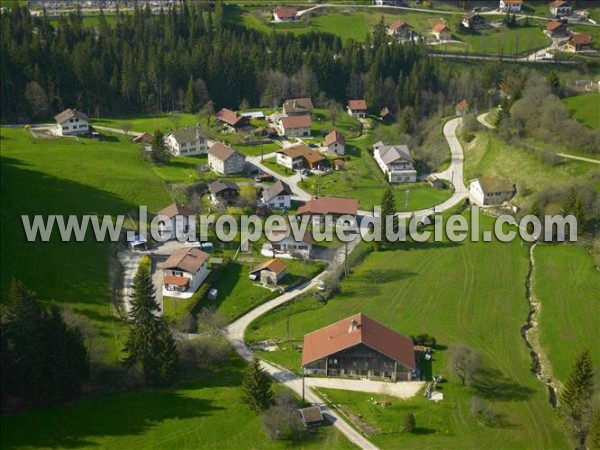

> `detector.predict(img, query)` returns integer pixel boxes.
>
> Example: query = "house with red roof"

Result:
[273,6,298,22]
[565,33,592,52]
[161,247,210,295]
[499,0,523,12]
[249,258,287,285]
[302,313,417,381]
[347,99,368,118]
[323,130,346,155]
[216,108,250,132]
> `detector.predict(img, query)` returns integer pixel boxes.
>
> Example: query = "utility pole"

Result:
[261,142,264,163]
[286,313,290,342]
[302,370,305,402]
[317,172,321,197]
[405,189,410,210]
[344,241,348,279]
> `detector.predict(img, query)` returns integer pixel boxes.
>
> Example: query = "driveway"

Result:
[307,377,424,399]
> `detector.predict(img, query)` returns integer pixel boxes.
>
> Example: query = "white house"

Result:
[263,228,313,259]
[208,142,246,175]
[273,6,298,22]
[499,0,523,12]
[54,109,89,136]
[164,126,208,156]
[261,180,292,209]
[279,115,312,137]
[323,130,346,155]
[276,145,326,170]
[162,247,210,295]
[283,97,314,116]
[372,141,417,183]
[550,0,571,17]
[155,203,196,240]
[347,99,368,118]
[207,179,240,206]
[469,177,515,206]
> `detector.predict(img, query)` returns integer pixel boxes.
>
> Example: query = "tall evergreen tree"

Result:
[380,187,397,248]
[151,129,170,165]
[242,356,273,412]
[184,75,197,114]
[561,349,595,448]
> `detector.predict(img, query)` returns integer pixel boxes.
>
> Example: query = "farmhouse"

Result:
[546,20,569,38]
[132,132,153,144]
[165,126,207,156]
[208,142,246,175]
[565,33,592,52]
[207,179,240,206]
[162,247,210,294]
[283,97,313,116]
[347,99,368,118]
[249,258,286,285]
[469,177,515,206]
[279,115,312,137]
[302,313,417,381]
[550,0,571,17]
[432,22,452,41]
[387,20,412,38]
[323,130,346,155]
[54,109,89,136]
[372,141,417,183]
[276,145,326,170]
[499,0,523,12]
[273,6,298,22]
[297,197,358,225]
[215,108,250,132]
[261,180,293,209]
[455,99,470,116]
[264,228,313,258]
[156,203,195,239]
[462,12,487,29]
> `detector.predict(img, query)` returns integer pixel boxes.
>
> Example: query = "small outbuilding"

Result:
[249,258,287,285]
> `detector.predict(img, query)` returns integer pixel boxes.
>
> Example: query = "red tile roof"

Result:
[162,248,209,274]
[569,33,592,45]
[324,130,346,147]
[348,99,367,111]
[250,258,287,276]
[157,203,195,218]
[302,313,416,368]
[216,108,248,127]
[164,275,189,286]
[432,22,451,33]
[281,115,312,129]
[273,6,297,19]
[456,99,469,111]
[550,0,568,8]
[389,20,408,31]
[297,197,358,216]
[547,20,565,31]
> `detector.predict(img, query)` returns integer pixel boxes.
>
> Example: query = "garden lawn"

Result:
[563,92,600,130]
[0,128,172,362]
[92,113,199,134]
[0,356,355,450]
[247,214,570,449]
[533,244,600,384]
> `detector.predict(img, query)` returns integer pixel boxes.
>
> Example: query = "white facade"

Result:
[469,179,515,206]
[373,143,417,184]
[551,3,571,17]
[499,0,522,12]
[279,123,311,138]
[276,152,301,169]
[165,128,208,156]
[208,151,246,175]
[264,236,312,258]
[57,117,89,135]
[325,141,345,155]
[262,192,291,209]
[163,263,210,294]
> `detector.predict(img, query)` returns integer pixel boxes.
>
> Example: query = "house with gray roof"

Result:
[261,180,292,210]
[54,109,89,136]
[207,179,240,206]
[165,125,208,156]
[372,141,417,183]
[208,142,246,175]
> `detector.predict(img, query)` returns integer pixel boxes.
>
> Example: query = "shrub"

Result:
[402,413,416,433]
[411,333,437,347]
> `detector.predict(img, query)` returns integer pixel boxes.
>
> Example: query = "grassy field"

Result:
[533,244,600,385]
[0,356,354,450]
[563,92,600,130]
[246,213,570,449]
[0,128,173,362]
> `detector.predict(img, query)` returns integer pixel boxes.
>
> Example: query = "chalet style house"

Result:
[469,177,515,206]
[297,197,358,226]
[54,109,89,136]
[261,180,293,209]
[264,228,312,259]
[302,313,417,381]
[550,0,571,17]
[215,108,249,132]
[162,247,210,294]
[347,99,368,118]
[455,99,470,116]
[279,115,312,137]
[283,97,313,116]
[276,145,326,170]
[208,142,246,175]
[566,33,592,52]
[462,12,487,29]
[273,6,298,22]
[546,20,569,38]
[164,126,207,156]
[387,20,412,39]
[372,141,417,183]
[207,179,240,206]
[323,130,346,155]
[249,258,287,285]
[432,22,452,41]
[156,203,195,239]
[499,0,523,12]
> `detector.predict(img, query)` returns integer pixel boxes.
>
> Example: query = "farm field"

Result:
[0,128,172,362]
[563,92,600,130]
[246,213,570,449]
[533,244,600,384]
[0,356,354,450]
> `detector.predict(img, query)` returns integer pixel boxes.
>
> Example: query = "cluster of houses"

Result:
[545,18,593,53]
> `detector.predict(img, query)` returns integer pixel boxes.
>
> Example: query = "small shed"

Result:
[299,406,324,428]
[250,258,287,285]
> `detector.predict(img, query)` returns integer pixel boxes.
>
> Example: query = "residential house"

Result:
[432,22,452,41]
[455,99,470,116]
[264,228,313,259]
[372,141,417,183]
[469,177,515,205]
[462,12,487,29]
[565,33,592,52]
[546,20,569,38]
[550,0,571,17]
[273,6,298,22]
[261,180,293,209]
[54,109,89,136]
[379,107,394,124]
[162,247,210,293]
[499,0,523,12]
[208,142,246,175]
[372,0,409,5]
[156,203,195,239]
[279,115,312,137]
[347,99,367,118]
[207,179,240,206]
[387,20,412,38]
[164,126,208,156]
[297,196,359,225]
[249,258,287,285]
[323,130,346,155]
[283,98,314,116]
[302,313,417,381]
[276,145,326,170]
[132,132,153,144]
[215,108,250,132]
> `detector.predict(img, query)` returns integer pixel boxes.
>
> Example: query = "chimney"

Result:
[348,319,359,333]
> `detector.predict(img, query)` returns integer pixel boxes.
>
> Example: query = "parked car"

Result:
[300,168,311,177]
[317,281,326,291]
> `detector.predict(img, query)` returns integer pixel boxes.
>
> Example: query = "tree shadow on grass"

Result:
[412,427,437,435]
[471,368,535,402]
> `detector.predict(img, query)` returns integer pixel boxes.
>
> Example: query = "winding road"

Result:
[224,116,468,449]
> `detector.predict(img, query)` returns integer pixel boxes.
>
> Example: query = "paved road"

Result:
[477,112,496,130]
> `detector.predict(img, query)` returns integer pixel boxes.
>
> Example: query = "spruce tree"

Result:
[380,187,397,248]
[561,349,595,448]
[184,75,197,114]
[242,356,273,412]
[403,413,416,433]
[589,408,600,450]
[156,323,180,387]
[151,130,170,165]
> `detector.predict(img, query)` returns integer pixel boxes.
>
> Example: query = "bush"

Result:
[262,392,306,441]
[177,335,231,372]
[411,333,437,347]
